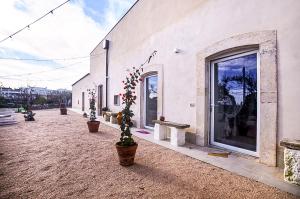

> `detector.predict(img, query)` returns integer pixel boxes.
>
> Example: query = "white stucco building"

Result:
[72,0,300,168]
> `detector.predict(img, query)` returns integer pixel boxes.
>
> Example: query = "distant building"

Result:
[23,87,48,99]
[0,87,22,99]
[0,86,72,107]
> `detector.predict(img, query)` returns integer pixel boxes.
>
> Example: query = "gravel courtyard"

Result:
[0,109,297,199]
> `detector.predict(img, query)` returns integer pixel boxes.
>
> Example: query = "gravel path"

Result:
[0,109,297,199]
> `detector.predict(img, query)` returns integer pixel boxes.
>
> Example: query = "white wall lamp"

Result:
[174,48,181,53]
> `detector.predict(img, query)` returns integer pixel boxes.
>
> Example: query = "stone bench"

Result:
[153,120,190,146]
[280,139,300,186]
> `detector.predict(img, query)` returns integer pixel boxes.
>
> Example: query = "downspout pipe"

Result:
[102,39,109,108]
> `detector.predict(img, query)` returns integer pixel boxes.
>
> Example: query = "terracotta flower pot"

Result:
[60,108,67,115]
[115,143,138,166]
[87,121,100,132]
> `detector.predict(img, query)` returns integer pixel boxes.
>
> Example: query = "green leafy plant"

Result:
[0,96,8,108]
[87,89,97,121]
[117,51,157,146]
[34,96,47,105]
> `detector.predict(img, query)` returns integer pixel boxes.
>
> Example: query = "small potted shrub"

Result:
[159,116,165,121]
[24,110,35,121]
[60,103,67,115]
[102,107,111,121]
[104,112,111,122]
[102,107,109,117]
[86,89,100,132]
[115,51,157,166]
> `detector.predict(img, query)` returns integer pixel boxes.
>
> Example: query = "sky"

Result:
[0,0,136,90]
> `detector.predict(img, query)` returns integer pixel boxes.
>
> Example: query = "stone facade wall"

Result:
[196,31,277,166]
[72,0,300,166]
[72,74,91,112]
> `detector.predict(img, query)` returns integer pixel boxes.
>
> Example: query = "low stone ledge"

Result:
[280,139,300,150]
[280,139,300,186]
[153,120,190,129]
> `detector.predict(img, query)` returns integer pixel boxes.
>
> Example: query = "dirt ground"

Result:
[0,109,297,199]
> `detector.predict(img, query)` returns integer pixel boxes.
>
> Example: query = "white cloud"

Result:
[104,0,135,27]
[0,0,135,89]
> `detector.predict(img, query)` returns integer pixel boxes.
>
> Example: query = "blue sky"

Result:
[0,0,136,89]
[217,53,257,104]
[82,0,109,23]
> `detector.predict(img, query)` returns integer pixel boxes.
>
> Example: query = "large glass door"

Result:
[144,75,158,128]
[210,51,259,156]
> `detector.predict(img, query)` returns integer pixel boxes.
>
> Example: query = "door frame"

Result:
[209,50,260,157]
[143,74,158,129]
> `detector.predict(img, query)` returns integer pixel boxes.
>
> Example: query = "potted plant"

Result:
[104,112,111,122]
[102,107,108,117]
[24,110,35,121]
[60,103,67,115]
[86,89,100,132]
[115,51,157,166]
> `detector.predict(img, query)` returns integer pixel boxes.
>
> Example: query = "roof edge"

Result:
[90,0,140,54]
[71,73,90,86]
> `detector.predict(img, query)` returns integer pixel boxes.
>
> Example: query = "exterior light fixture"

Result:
[102,39,109,49]
[174,48,181,53]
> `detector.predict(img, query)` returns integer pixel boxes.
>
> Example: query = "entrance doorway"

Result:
[97,85,103,116]
[144,75,158,128]
[210,51,259,156]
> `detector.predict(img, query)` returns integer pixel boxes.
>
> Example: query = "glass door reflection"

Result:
[211,52,258,153]
[144,75,158,128]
